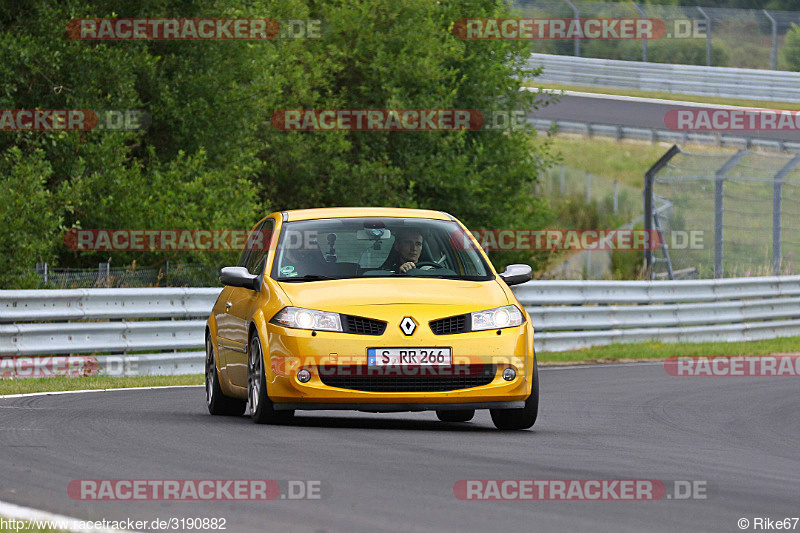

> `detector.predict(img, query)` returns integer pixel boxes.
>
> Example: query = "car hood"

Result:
[277,277,509,312]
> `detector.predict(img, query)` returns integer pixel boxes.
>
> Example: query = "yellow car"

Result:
[205,207,538,430]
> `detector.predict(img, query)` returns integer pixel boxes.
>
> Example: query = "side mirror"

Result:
[219,266,261,291]
[499,264,532,286]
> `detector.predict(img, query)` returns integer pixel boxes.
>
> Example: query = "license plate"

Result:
[367,348,452,366]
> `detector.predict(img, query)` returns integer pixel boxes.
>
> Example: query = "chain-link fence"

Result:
[539,164,641,223]
[645,146,800,279]
[512,0,800,70]
[538,164,644,279]
[34,263,220,288]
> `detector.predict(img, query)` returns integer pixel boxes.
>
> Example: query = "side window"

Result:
[243,218,275,275]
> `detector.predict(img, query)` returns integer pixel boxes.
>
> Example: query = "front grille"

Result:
[430,314,470,335]
[343,315,387,335]
[318,365,496,392]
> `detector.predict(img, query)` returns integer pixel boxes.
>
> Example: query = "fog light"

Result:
[297,369,311,383]
[502,368,516,381]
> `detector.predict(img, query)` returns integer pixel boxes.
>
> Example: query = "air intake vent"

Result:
[318,365,496,392]
[429,314,470,335]
[343,315,387,336]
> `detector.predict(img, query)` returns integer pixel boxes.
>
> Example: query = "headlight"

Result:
[270,307,343,332]
[471,305,523,331]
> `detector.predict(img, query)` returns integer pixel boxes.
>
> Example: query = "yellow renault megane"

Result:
[205,208,538,430]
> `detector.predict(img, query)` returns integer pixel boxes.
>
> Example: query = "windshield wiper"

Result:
[277,274,339,282]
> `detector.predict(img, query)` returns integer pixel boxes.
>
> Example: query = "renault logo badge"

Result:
[399,317,417,336]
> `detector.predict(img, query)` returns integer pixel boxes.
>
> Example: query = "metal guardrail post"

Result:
[714,150,748,279]
[763,10,778,71]
[772,154,800,275]
[564,0,580,57]
[644,145,681,278]
[697,7,712,67]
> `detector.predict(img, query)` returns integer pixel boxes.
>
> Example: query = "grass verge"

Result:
[535,135,736,189]
[538,335,800,364]
[528,82,800,111]
[0,374,203,396]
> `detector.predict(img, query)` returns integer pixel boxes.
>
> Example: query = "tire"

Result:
[248,330,295,425]
[436,409,475,423]
[490,357,539,430]
[206,333,246,416]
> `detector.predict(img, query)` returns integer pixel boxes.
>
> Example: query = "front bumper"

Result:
[264,321,534,407]
[273,401,525,412]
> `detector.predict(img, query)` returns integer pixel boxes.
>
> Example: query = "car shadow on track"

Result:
[193,412,535,432]
[276,414,503,432]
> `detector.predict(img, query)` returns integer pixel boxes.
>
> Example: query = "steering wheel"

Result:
[412,261,445,270]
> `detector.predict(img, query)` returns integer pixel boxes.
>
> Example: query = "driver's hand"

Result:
[399,261,416,273]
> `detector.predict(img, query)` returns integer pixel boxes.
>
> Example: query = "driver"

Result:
[381,229,423,273]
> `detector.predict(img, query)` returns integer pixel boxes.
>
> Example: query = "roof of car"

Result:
[281,207,453,222]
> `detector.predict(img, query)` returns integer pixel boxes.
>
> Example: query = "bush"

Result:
[780,23,800,71]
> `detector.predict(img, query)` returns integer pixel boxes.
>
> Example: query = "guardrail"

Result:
[0,288,221,377]
[526,118,800,153]
[527,53,800,102]
[2,278,799,375]
[515,276,800,352]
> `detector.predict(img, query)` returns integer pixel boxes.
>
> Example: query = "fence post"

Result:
[644,145,681,278]
[634,3,647,62]
[585,172,591,203]
[613,181,619,213]
[714,150,748,279]
[564,0,580,57]
[697,7,712,66]
[772,154,800,275]
[560,165,566,194]
[763,10,777,71]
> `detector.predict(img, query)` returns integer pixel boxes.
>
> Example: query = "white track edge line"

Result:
[0,385,202,400]
[0,498,135,533]
[525,87,786,111]
[540,361,664,371]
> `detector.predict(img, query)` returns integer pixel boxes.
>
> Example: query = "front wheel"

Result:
[490,358,539,430]
[248,331,294,424]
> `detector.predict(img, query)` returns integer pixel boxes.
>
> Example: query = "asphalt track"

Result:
[1,363,798,533]
[531,92,800,144]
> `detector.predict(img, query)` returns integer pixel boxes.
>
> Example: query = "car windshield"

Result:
[271,217,493,282]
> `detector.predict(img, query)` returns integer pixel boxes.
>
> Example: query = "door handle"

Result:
[225,301,232,311]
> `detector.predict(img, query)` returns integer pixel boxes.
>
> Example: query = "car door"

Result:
[224,218,274,388]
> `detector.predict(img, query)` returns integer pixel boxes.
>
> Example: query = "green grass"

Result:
[534,135,736,189]
[538,335,800,364]
[0,374,203,396]
[529,82,800,111]
[2,336,798,396]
